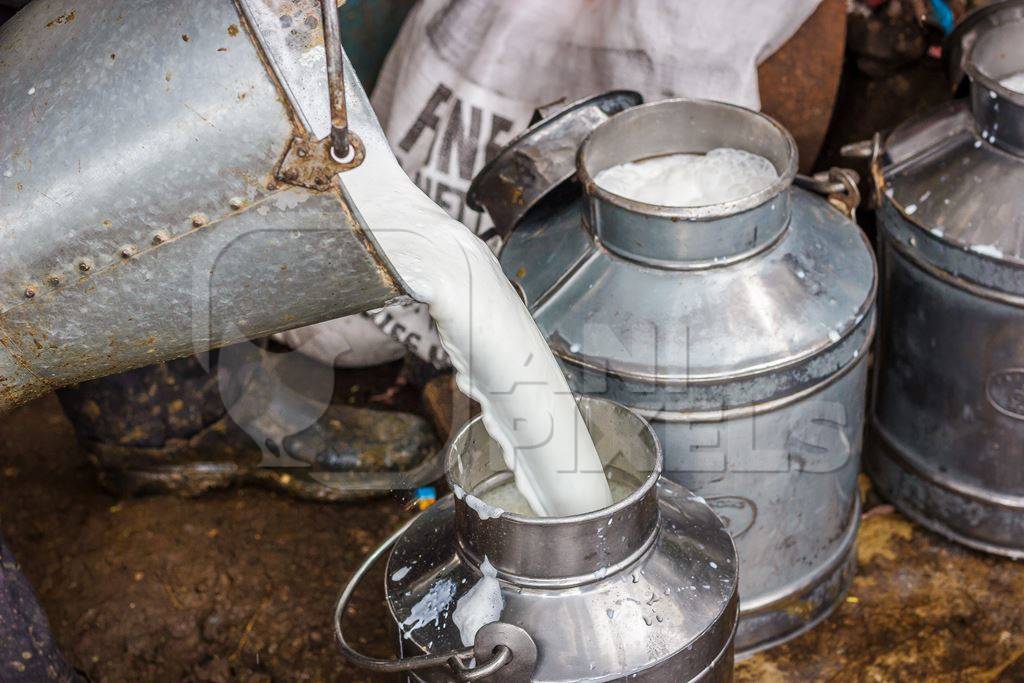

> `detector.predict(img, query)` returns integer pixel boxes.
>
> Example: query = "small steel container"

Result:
[335,397,739,681]
[471,96,877,655]
[868,15,1024,558]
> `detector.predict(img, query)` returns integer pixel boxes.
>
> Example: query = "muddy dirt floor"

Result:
[2,366,1024,681]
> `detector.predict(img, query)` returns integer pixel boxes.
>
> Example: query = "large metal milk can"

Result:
[867,12,1024,558]
[469,95,878,655]
[0,0,420,413]
[334,397,739,681]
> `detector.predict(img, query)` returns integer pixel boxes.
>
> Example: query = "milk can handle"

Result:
[793,167,862,219]
[841,132,886,208]
[333,514,514,681]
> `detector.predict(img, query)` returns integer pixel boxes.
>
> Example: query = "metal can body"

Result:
[335,397,739,682]
[396,488,738,683]
[869,16,1024,558]
[557,297,872,654]
[871,212,1024,558]
[475,97,876,655]
[655,356,867,653]
[395,397,738,682]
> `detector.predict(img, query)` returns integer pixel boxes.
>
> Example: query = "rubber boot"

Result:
[57,345,442,501]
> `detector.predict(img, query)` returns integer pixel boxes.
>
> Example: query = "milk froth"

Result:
[594,147,779,207]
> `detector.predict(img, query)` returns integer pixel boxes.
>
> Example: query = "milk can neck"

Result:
[445,398,663,588]
[576,98,797,269]
[581,179,793,269]
[966,20,1024,157]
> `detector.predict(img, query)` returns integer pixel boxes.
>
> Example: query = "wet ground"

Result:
[2,382,1023,681]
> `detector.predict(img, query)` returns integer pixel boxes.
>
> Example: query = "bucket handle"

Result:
[319,0,350,161]
[333,513,531,681]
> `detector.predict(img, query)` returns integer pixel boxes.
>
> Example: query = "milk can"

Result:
[334,397,739,681]
[469,95,877,655]
[865,13,1024,558]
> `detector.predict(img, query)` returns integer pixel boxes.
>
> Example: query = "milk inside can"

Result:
[471,94,878,655]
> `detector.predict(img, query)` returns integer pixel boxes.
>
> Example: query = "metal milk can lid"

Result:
[466,90,643,238]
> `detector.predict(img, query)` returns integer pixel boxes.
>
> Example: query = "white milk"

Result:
[1000,70,1024,94]
[401,578,455,636]
[479,478,636,517]
[340,133,612,518]
[453,484,505,520]
[594,148,779,207]
[452,557,503,647]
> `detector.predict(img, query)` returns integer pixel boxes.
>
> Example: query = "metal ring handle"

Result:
[794,167,862,219]
[333,514,512,680]
[451,645,512,681]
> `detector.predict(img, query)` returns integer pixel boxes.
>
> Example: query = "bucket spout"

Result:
[0,0,413,413]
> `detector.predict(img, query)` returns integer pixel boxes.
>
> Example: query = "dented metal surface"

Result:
[237,0,334,140]
[0,0,406,414]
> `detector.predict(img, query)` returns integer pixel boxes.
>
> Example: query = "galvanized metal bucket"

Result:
[472,95,877,655]
[867,14,1024,559]
[334,396,739,681]
[0,0,418,413]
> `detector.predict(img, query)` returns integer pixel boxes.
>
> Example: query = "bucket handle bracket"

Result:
[275,132,365,191]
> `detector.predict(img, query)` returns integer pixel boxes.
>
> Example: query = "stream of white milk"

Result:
[595,147,779,206]
[479,478,635,517]
[340,138,612,518]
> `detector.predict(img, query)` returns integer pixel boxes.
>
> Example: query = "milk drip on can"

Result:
[470,94,878,655]
[335,397,739,681]
[866,7,1024,559]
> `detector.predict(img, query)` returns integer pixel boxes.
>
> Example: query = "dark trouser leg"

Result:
[0,533,81,681]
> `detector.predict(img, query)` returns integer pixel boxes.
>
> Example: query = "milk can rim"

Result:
[963,18,1024,105]
[443,395,664,525]
[575,98,799,221]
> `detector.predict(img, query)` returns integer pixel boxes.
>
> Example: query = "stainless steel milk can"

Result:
[471,94,878,655]
[868,12,1024,559]
[335,397,739,681]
